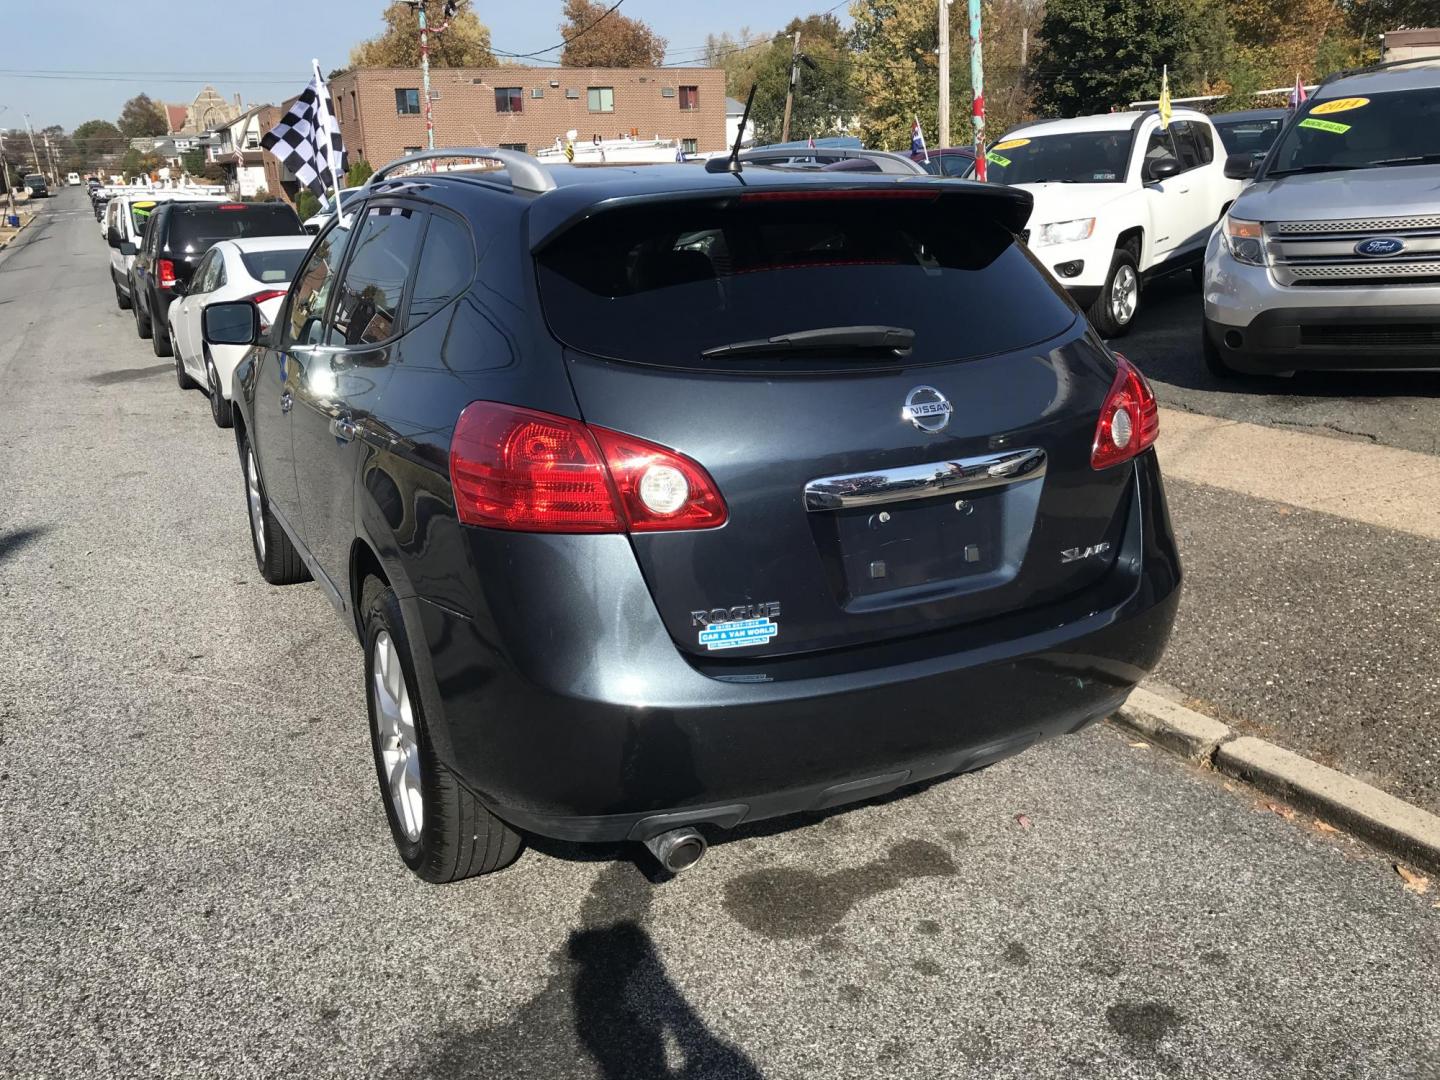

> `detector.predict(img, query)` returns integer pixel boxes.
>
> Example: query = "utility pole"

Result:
[23,114,40,177]
[938,0,950,149]
[780,31,802,144]
[0,128,15,224]
[44,134,58,183]
[404,0,456,156]
[968,0,986,181]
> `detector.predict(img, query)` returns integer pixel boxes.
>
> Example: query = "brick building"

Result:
[327,66,727,168]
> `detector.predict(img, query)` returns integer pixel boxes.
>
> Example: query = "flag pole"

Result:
[311,58,345,210]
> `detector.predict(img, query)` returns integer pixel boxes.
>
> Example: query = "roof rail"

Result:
[367,147,556,194]
[1320,53,1440,86]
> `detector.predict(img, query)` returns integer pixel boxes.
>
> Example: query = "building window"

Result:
[350,91,357,122]
[495,87,523,113]
[679,86,699,111]
[531,88,544,99]
[661,87,676,98]
[245,132,259,148]
[587,87,614,113]
[499,142,527,152]
[403,146,422,154]
[565,88,580,100]
[682,138,698,154]
[396,88,421,115]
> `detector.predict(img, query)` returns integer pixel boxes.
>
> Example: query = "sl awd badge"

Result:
[692,602,781,651]
[902,386,953,433]
[1060,542,1111,564]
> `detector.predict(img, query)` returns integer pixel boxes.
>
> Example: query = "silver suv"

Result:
[1202,58,1440,375]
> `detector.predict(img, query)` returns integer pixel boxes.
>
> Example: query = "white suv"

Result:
[986,109,1241,335]
[1203,59,1440,376]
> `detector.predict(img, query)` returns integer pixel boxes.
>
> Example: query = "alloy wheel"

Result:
[245,447,266,562]
[1110,264,1138,325]
[372,630,423,842]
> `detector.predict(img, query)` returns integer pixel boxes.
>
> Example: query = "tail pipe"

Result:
[643,827,708,874]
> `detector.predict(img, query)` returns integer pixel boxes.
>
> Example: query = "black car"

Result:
[131,200,301,358]
[203,148,1181,882]
[1210,107,1288,167]
[23,174,47,198]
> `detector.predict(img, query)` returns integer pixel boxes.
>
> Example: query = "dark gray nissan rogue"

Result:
[203,148,1181,883]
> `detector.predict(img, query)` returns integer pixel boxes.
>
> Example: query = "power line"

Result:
[491,0,628,60]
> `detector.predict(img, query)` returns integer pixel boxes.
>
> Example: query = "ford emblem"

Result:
[902,386,953,433]
[1354,236,1405,257]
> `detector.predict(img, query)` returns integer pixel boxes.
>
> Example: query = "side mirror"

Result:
[107,226,121,248]
[1224,152,1261,180]
[119,241,137,257]
[203,301,259,347]
[1144,156,1182,183]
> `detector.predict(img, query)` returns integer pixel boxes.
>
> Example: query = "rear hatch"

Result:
[534,185,1136,659]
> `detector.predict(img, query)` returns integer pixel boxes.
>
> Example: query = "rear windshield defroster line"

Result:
[536,197,1076,370]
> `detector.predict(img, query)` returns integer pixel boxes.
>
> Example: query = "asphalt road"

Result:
[2,190,1438,1080]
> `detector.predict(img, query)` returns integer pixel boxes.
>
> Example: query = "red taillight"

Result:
[157,258,177,289]
[249,289,287,305]
[448,402,727,534]
[1091,353,1159,470]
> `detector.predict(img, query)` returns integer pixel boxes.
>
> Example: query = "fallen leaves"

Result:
[1127,740,1148,749]
[1395,864,1430,895]
[1314,820,1339,835]
[1014,813,1033,831]
[1265,802,1298,821]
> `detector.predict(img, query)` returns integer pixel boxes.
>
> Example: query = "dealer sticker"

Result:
[1299,117,1351,134]
[986,152,1013,167]
[698,617,778,651]
[992,138,1031,151]
[1311,97,1369,115]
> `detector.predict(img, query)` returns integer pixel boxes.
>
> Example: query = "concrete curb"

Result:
[1113,688,1440,876]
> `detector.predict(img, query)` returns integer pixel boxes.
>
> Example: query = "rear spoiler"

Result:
[528,181,1035,253]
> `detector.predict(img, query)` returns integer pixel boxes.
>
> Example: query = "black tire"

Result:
[361,577,523,883]
[1201,321,1236,379]
[172,328,195,388]
[114,277,131,311]
[133,288,152,339]
[239,430,310,586]
[206,353,233,428]
[153,312,174,358]
[1088,243,1141,338]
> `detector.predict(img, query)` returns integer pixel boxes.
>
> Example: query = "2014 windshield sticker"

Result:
[992,138,1031,151]
[1311,97,1369,115]
[693,603,781,651]
[1299,117,1351,135]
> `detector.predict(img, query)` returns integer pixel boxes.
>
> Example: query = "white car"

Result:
[983,108,1242,335]
[302,187,361,234]
[67,172,81,186]
[106,190,224,310]
[168,236,313,427]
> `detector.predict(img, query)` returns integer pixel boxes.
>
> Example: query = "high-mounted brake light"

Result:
[1091,354,1159,470]
[449,402,727,533]
[740,189,939,203]
[157,258,178,290]
[219,204,247,211]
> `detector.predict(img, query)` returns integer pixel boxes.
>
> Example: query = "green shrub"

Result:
[346,158,373,187]
[295,189,321,220]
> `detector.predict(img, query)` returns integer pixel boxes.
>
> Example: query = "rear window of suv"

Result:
[166,205,302,253]
[536,195,1077,368]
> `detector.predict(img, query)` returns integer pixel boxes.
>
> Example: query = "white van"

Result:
[67,172,81,186]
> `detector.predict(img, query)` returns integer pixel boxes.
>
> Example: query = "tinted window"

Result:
[241,248,307,284]
[285,218,354,347]
[984,131,1133,184]
[131,200,160,237]
[1268,88,1440,175]
[537,197,1075,369]
[167,206,301,254]
[1145,122,1202,171]
[409,212,474,322]
[327,204,425,346]
[1214,118,1284,156]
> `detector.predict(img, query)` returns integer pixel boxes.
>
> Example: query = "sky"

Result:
[3,0,845,131]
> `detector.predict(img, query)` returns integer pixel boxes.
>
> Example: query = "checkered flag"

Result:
[262,61,347,198]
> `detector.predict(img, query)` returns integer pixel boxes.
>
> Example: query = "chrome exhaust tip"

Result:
[643,827,708,874]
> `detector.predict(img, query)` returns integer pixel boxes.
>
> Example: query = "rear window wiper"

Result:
[700,325,916,360]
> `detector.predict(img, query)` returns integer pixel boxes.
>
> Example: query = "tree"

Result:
[72,119,123,164]
[706,27,770,100]
[350,1,495,68]
[296,189,321,220]
[1029,0,1230,118]
[1224,0,1357,86]
[119,147,161,178]
[182,148,206,176]
[346,158,374,186]
[118,94,167,138]
[727,15,860,144]
[558,0,666,67]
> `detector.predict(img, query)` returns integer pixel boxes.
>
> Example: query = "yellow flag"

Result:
[1158,65,1172,129]
[564,139,575,163]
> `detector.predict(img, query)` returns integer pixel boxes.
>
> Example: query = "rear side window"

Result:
[240,248,307,284]
[537,196,1075,368]
[167,206,301,253]
[409,212,474,322]
[131,200,159,237]
[285,218,354,347]
[327,204,425,347]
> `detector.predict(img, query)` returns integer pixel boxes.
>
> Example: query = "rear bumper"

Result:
[409,454,1181,843]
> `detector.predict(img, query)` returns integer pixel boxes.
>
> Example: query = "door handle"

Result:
[331,414,357,443]
[280,391,292,413]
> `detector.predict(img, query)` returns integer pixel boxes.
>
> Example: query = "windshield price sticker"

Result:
[1311,97,1369,115]
[986,152,1013,167]
[1298,117,1351,135]
[992,138,1031,151]
[698,617,778,651]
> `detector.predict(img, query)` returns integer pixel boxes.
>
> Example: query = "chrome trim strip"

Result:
[803,447,1046,511]
[1275,214,1440,235]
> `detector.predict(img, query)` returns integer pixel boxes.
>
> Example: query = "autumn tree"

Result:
[705,27,770,100]
[72,119,123,164]
[117,94,167,138]
[1223,0,1358,87]
[728,15,859,144]
[558,0,666,67]
[351,0,495,68]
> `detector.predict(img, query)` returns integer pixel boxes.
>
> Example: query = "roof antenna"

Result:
[707,83,757,174]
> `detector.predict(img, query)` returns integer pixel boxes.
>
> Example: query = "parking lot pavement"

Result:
[3,191,1439,1079]
[1120,273,1440,457]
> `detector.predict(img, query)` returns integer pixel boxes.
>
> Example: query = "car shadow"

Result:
[0,525,49,566]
